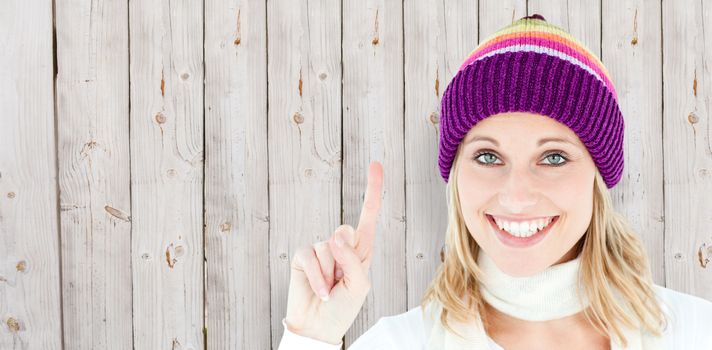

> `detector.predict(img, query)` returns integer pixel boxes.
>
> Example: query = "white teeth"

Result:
[512,222,524,237]
[493,216,554,238]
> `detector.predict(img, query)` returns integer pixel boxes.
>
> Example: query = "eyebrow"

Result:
[466,135,575,147]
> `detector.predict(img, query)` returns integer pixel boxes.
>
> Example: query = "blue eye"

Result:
[473,152,502,166]
[472,150,569,167]
[542,153,568,166]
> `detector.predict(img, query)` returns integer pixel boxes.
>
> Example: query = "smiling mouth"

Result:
[485,214,560,248]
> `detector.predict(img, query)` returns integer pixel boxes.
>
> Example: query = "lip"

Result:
[486,214,559,248]
[488,214,556,222]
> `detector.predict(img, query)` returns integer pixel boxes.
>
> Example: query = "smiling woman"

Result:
[278,13,712,350]
[423,109,663,348]
[455,112,597,275]
[416,13,712,349]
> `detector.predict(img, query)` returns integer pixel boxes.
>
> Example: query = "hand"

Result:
[284,161,384,345]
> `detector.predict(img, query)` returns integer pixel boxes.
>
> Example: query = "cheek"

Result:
[552,173,595,239]
[457,157,505,187]
[457,169,497,238]
[558,167,595,205]
[457,168,495,208]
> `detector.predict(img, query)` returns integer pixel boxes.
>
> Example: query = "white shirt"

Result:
[278,284,712,349]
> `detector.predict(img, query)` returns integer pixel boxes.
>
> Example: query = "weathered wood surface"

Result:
[1,2,710,349]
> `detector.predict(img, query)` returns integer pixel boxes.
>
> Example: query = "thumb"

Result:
[329,228,369,293]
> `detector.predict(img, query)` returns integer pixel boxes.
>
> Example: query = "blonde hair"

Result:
[420,141,667,347]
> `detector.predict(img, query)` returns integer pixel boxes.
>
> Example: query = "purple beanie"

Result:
[438,14,624,188]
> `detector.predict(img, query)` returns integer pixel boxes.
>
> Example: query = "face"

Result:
[456,111,597,277]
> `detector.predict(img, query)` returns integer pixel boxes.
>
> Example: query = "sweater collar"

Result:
[422,250,667,349]
[477,249,589,321]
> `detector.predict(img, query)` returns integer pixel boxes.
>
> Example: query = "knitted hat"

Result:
[438,14,624,188]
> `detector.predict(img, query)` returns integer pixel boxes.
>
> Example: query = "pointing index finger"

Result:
[355,161,384,255]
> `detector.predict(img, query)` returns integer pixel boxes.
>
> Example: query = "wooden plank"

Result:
[55,0,133,349]
[663,0,712,299]
[0,1,63,349]
[599,0,664,284]
[403,0,477,310]
[204,1,270,348]
[128,0,205,348]
[267,0,342,347]
[341,0,406,347]
[479,0,526,43]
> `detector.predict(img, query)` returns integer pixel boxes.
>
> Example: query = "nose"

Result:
[497,165,539,213]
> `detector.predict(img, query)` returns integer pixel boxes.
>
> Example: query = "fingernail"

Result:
[335,233,344,247]
[319,287,330,301]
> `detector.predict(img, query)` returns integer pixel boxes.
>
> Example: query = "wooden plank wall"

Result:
[0,0,710,349]
[0,1,63,349]
[55,1,132,350]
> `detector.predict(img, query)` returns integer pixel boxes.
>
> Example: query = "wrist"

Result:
[283,318,343,345]
[283,318,301,333]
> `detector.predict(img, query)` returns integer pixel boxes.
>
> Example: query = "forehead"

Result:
[464,112,581,145]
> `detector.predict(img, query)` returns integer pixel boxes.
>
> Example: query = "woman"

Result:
[278,14,712,349]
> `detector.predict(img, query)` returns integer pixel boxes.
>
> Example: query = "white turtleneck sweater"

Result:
[278,284,712,349]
